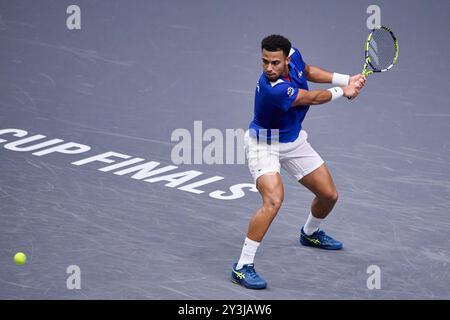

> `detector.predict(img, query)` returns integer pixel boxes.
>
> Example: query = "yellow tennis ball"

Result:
[14,252,27,266]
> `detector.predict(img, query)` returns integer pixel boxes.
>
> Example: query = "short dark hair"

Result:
[261,35,291,57]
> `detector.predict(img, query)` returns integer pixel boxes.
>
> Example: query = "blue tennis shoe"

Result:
[231,263,267,290]
[300,227,343,250]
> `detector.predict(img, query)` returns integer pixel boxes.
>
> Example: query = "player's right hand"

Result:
[343,83,360,100]
[349,74,366,89]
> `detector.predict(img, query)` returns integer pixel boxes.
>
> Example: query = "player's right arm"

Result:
[292,85,359,107]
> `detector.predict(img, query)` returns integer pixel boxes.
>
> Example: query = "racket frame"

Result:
[362,25,399,77]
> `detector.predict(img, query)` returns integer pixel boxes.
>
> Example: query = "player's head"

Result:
[261,35,291,81]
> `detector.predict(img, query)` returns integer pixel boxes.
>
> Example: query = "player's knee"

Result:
[265,201,282,214]
[264,194,284,213]
[321,189,338,204]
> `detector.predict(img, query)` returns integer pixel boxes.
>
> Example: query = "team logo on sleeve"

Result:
[287,87,295,97]
[256,81,260,92]
[298,71,303,78]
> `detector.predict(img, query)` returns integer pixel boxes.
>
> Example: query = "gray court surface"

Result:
[0,0,449,299]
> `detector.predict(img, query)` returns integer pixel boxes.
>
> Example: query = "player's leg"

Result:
[231,130,282,289]
[298,164,343,249]
[231,172,284,290]
[299,163,338,220]
[280,130,342,250]
[247,172,284,242]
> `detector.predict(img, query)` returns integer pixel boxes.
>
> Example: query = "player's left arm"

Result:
[305,65,333,83]
[305,64,366,87]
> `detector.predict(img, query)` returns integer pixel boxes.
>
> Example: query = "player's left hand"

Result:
[349,74,366,89]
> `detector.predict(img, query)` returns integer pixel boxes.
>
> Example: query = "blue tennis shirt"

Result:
[249,47,309,143]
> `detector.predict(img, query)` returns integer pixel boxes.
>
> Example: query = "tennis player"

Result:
[231,34,366,289]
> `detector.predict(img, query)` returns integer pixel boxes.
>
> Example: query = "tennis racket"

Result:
[362,25,399,77]
[347,26,398,99]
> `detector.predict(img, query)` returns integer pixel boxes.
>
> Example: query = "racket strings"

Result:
[368,29,397,70]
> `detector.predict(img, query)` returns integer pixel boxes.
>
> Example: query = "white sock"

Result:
[236,237,260,270]
[303,212,323,235]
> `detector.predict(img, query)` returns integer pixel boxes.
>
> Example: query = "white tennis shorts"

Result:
[244,129,324,183]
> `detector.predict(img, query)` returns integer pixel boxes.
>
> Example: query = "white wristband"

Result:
[332,73,350,86]
[327,87,344,101]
